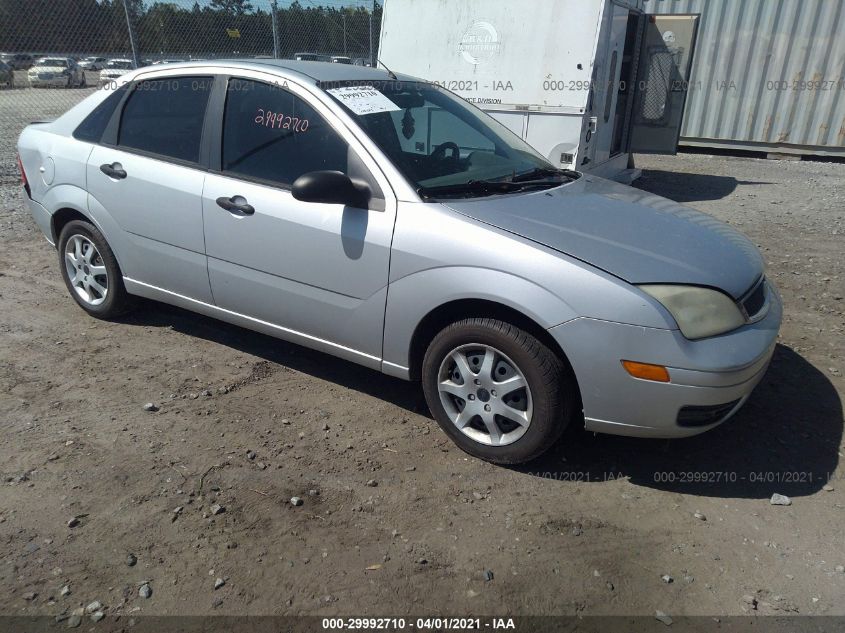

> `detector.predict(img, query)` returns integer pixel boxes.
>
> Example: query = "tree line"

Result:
[0,0,383,60]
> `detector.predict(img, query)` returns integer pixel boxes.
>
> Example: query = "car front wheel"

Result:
[58,220,134,319]
[422,318,577,464]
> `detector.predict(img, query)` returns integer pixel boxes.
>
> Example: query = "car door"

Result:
[201,74,397,367]
[86,74,215,302]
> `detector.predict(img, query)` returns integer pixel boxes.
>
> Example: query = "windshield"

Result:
[323,80,575,198]
[38,58,67,67]
[107,61,133,69]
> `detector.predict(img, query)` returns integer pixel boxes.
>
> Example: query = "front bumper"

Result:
[29,76,69,87]
[27,73,75,88]
[549,282,782,438]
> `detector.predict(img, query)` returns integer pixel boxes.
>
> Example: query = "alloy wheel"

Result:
[64,234,108,306]
[437,343,533,446]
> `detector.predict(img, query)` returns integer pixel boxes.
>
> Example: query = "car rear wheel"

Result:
[58,220,134,319]
[422,318,576,464]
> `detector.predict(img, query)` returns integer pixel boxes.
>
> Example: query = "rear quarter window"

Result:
[73,86,129,143]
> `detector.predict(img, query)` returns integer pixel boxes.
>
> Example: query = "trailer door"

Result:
[628,14,699,154]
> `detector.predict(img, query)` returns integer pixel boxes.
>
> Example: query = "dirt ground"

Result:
[1,98,844,621]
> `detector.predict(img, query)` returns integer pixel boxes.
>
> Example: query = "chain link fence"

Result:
[0,0,383,182]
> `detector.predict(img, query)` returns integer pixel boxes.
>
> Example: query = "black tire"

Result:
[57,219,134,319]
[422,318,577,464]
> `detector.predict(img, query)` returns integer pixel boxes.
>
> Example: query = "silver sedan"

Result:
[17,60,781,463]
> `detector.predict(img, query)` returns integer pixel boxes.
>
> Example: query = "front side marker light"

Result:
[622,360,670,383]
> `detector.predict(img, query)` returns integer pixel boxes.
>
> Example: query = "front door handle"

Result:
[216,196,255,216]
[100,162,127,179]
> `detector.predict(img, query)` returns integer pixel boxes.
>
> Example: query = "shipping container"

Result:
[647,0,845,157]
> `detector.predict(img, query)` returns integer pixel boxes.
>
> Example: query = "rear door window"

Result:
[221,78,349,187]
[118,76,213,163]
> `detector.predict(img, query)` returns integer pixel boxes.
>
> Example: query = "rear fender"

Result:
[40,184,131,278]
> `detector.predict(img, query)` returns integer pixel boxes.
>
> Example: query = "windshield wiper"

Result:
[418,178,561,200]
[511,167,580,183]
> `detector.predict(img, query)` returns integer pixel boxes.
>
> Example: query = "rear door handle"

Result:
[100,162,127,180]
[216,196,255,216]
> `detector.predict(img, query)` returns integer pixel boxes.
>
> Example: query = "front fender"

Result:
[381,266,579,376]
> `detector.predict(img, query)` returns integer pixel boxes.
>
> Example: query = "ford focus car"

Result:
[16,61,781,464]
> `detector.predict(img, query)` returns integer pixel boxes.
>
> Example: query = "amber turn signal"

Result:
[621,360,670,383]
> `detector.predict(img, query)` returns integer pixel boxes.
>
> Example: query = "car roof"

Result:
[140,58,414,85]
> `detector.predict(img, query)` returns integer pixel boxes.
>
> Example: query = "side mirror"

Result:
[291,170,371,209]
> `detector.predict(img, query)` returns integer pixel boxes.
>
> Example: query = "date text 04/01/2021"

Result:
[321,617,516,630]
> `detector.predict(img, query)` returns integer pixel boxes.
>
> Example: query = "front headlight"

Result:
[639,285,746,340]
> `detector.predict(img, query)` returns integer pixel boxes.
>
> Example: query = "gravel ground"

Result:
[1,84,844,620]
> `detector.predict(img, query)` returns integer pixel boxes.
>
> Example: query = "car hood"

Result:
[32,66,66,72]
[443,175,764,299]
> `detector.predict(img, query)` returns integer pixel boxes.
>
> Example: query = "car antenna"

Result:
[377,58,398,80]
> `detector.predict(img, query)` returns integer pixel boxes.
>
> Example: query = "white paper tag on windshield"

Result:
[327,85,401,116]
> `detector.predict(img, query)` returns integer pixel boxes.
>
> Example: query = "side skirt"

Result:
[123,277,383,372]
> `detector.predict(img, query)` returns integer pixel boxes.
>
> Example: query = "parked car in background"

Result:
[1,52,34,70]
[99,59,135,86]
[17,60,783,465]
[352,57,372,67]
[27,57,86,88]
[330,56,352,64]
[0,60,14,88]
[79,56,108,71]
[293,52,327,62]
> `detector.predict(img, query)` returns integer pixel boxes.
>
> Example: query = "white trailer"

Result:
[378,0,699,182]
